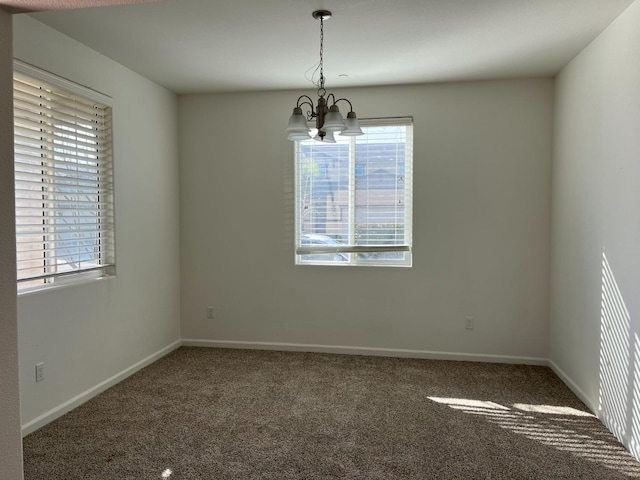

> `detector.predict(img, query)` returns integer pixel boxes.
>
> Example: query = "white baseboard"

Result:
[548,359,598,414]
[181,339,549,366]
[21,340,181,437]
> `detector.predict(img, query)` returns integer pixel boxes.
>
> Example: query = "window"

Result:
[13,61,115,290]
[295,117,413,267]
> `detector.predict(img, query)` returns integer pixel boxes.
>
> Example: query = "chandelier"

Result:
[286,10,364,143]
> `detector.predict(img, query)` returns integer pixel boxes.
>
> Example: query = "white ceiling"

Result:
[26,0,635,94]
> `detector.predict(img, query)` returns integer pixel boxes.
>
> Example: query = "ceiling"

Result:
[19,0,636,94]
[0,0,160,14]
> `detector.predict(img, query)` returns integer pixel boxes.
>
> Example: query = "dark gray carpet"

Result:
[22,347,640,479]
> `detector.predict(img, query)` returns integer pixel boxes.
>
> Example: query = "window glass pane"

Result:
[298,139,349,255]
[354,124,408,262]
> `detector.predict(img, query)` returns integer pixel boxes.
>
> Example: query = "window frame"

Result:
[294,117,413,268]
[13,60,115,292]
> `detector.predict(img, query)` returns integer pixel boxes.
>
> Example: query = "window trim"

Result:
[13,59,115,291]
[294,117,413,267]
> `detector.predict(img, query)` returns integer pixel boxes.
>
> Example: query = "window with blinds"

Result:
[295,117,413,267]
[13,61,115,289]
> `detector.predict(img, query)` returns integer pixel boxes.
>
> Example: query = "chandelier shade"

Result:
[286,107,311,140]
[339,111,364,136]
[287,10,363,142]
[322,105,346,132]
[313,129,336,143]
[288,132,312,141]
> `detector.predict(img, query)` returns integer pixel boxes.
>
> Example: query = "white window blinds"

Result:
[13,61,115,287]
[295,117,413,266]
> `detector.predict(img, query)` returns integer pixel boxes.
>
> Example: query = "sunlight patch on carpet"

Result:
[513,404,595,417]
[428,396,640,478]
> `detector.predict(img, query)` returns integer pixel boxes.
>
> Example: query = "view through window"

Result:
[295,118,413,266]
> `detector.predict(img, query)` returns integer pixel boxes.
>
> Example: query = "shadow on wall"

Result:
[600,250,640,460]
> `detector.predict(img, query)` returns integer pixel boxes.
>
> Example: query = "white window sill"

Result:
[18,271,114,297]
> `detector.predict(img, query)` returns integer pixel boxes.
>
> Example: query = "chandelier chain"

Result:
[319,15,325,92]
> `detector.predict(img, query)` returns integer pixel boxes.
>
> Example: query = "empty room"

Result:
[1,0,640,478]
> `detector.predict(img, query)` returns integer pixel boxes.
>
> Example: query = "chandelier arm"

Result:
[296,95,315,108]
[296,96,317,120]
[333,97,355,112]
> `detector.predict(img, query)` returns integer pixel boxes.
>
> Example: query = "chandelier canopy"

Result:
[286,10,364,143]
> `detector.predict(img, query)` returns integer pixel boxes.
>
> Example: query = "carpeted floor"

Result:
[22,347,640,479]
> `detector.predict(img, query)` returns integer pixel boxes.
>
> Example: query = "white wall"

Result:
[550,0,640,458]
[179,80,553,361]
[0,9,24,480]
[12,15,181,430]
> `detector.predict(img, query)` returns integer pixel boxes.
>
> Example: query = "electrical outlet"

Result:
[35,362,44,382]
[465,317,474,330]
[207,307,214,319]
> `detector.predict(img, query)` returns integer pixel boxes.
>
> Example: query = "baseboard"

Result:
[21,340,181,437]
[548,359,598,414]
[181,339,549,366]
